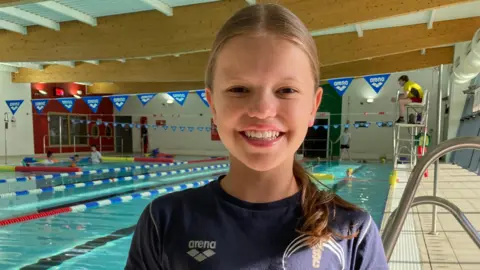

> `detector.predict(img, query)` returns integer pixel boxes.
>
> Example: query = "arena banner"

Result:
[327,77,354,97]
[58,98,76,113]
[363,74,390,93]
[137,93,156,106]
[196,90,209,107]
[32,99,49,114]
[82,96,102,113]
[5,100,24,115]
[109,95,129,112]
[168,91,189,106]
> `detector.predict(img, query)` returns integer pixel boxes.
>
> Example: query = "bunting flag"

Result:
[163,126,169,131]
[197,127,204,131]
[5,100,24,115]
[82,96,103,113]
[328,78,354,97]
[32,99,49,114]
[171,126,177,131]
[137,93,156,106]
[188,127,194,132]
[363,74,390,93]
[168,91,189,106]
[179,126,185,132]
[109,95,129,111]
[196,90,209,107]
[58,98,76,113]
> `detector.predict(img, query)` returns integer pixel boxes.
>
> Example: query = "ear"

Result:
[205,88,216,123]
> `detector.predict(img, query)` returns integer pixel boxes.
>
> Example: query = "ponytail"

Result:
[293,160,360,246]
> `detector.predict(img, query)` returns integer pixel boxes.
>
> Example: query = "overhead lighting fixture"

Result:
[74,82,93,86]
[73,94,81,99]
[38,89,47,95]
[366,98,374,103]
[166,99,174,104]
[77,90,83,95]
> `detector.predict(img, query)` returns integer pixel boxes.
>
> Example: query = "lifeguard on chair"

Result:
[391,75,424,123]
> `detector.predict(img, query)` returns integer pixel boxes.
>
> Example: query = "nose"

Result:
[246,90,277,119]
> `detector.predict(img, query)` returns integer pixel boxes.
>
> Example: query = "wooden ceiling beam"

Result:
[0,0,472,62]
[12,47,454,83]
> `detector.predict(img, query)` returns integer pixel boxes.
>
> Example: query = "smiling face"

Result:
[206,35,322,171]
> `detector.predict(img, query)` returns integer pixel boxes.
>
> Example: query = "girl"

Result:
[126,4,387,270]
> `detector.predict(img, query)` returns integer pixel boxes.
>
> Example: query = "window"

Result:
[48,113,88,146]
[91,125,99,138]
[105,126,113,137]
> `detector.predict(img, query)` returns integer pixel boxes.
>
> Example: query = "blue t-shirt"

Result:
[125,178,388,270]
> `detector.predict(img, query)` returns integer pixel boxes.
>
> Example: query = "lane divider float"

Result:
[0,177,216,227]
[0,164,229,199]
[0,162,188,184]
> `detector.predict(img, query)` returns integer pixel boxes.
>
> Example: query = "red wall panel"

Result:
[31,83,115,154]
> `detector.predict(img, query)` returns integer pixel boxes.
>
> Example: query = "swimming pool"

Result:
[0,161,391,269]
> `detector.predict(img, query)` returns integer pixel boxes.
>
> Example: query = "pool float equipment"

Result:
[102,156,135,162]
[389,170,399,186]
[15,165,81,173]
[415,131,430,177]
[312,173,335,180]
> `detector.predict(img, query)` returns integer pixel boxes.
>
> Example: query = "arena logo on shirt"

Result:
[186,240,216,262]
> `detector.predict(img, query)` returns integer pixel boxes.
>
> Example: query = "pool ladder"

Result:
[382,136,480,261]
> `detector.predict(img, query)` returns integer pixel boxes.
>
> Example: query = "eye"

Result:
[227,86,249,94]
[277,87,298,94]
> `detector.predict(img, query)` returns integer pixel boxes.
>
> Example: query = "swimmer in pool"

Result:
[70,154,80,167]
[126,4,388,269]
[332,168,355,192]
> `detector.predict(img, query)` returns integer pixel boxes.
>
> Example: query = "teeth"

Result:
[244,131,280,140]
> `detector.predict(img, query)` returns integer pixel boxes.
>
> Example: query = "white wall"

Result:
[339,66,450,160]
[117,92,228,156]
[0,71,34,158]
[447,42,472,142]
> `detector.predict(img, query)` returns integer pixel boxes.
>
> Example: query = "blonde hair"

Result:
[205,3,360,246]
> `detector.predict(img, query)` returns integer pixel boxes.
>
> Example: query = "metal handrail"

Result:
[382,136,480,261]
[382,196,480,250]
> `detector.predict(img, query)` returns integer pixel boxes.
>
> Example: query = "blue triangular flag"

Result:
[113,122,118,127]
[363,74,390,93]
[197,127,204,131]
[32,99,48,114]
[171,126,177,131]
[195,90,209,107]
[168,91,189,106]
[376,121,383,127]
[96,120,101,125]
[313,125,320,130]
[104,122,109,126]
[136,124,141,129]
[87,120,91,124]
[188,127,194,132]
[328,78,354,97]
[121,123,126,128]
[58,98,76,113]
[137,93,156,106]
[5,100,24,115]
[179,126,185,132]
[354,123,360,128]
[206,127,211,132]
[109,95,129,111]
[163,126,169,130]
[323,125,328,130]
[386,121,393,127]
[333,124,339,129]
[152,125,157,129]
[82,96,102,113]
[365,123,371,128]
[344,124,350,129]
[129,123,134,128]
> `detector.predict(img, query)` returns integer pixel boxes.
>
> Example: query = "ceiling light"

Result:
[366,98,374,103]
[166,99,174,104]
[73,94,81,99]
[38,89,47,95]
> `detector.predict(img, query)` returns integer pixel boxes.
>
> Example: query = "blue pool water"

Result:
[0,161,391,269]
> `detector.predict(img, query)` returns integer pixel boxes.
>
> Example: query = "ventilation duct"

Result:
[452,28,480,84]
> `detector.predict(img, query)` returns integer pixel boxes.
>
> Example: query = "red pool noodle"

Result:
[0,207,72,227]
[134,157,175,163]
[15,166,81,173]
[187,157,228,163]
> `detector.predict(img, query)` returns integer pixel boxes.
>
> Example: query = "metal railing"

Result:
[73,135,124,154]
[382,136,480,261]
[42,135,124,155]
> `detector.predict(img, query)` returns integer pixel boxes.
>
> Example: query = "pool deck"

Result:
[384,163,480,270]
